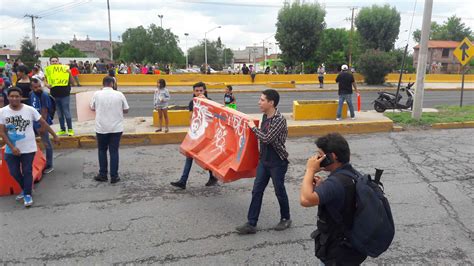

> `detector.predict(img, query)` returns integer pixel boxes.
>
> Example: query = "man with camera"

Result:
[300,133,366,265]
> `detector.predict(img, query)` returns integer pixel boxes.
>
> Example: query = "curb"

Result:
[17,120,393,150]
[431,121,474,129]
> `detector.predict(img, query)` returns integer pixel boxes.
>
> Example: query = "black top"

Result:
[335,71,355,95]
[259,115,287,167]
[50,85,71,98]
[16,81,31,104]
[224,93,235,104]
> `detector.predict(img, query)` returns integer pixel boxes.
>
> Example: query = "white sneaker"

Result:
[336,118,342,121]
[351,117,356,120]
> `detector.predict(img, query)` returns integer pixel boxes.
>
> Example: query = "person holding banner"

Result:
[236,89,291,235]
[44,56,75,136]
[170,82,218,189]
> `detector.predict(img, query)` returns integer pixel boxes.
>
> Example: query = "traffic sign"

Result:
[453,37,474,66]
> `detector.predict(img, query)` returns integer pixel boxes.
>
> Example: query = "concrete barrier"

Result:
[293,100,348,120]
[153,109,191,127]
[12,73,474,86]
[266,82,296,88]
[206,82,227,89]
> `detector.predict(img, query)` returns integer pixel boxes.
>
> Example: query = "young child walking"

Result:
[154,79,170,132]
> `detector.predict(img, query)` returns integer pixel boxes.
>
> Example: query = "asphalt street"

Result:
[1,129,473,264]
[67,91,474,119]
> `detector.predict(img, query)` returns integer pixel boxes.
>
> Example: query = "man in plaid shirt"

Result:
[236,89,291,234]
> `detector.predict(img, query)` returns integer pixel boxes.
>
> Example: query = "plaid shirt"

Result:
[251,109,289,161]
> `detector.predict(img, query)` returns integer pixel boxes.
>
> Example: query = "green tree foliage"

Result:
[390,48,415,73]
[357,49,397,84]
[355,4,401,51]
[19,38,38,68]
[187,39,233,70]
[275,1,326,67]
[120,24,184,65]
[43,42,86,57]
[412,16,473,42]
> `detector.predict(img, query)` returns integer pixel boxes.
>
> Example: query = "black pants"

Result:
[96,132,122,178]
[321,242,366,266]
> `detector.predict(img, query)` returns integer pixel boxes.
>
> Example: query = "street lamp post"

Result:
[262,34,275,70]
[184,33,189,69]
[158,14,163,28]
[204,26,221,73]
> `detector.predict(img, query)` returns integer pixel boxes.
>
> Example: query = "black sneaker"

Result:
[205,177,218,187]
[236,223,257,235]
[170,181,186,189]
[111,177,121,184]
[274,219,292,231]
[94,175,108,182]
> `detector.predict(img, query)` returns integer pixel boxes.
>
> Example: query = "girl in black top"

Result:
[15,65,31,104]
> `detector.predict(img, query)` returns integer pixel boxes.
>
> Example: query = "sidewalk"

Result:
[69,82,474,95]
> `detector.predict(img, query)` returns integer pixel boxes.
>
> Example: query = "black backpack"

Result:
[335,169,395,258]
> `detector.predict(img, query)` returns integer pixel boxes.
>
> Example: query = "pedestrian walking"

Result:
[335,64,359,121]
[0,87,59,207]
[317,64,325,88]
[236,89,291,234]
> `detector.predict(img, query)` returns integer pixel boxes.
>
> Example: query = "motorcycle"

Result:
[373,82,415,113]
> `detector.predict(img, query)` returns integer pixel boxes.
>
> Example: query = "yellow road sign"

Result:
[453,37,474,66]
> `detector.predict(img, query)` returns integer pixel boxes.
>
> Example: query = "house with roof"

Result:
[413,40,462,74]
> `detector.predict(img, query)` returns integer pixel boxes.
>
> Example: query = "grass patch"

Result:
[384,105,474,126]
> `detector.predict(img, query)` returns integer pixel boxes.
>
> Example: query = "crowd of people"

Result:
[0,53,388,264]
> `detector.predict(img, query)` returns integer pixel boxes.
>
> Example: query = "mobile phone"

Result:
[320,153,334,167]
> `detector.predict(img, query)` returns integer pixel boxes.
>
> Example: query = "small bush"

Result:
[358,49,396,84]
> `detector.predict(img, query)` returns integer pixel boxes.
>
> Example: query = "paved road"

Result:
[67,91,474,119]
[1,129,473,264]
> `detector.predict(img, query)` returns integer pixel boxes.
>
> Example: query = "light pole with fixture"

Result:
[204,26,221,73]
[184,33,189,69]
[158,14,163,28]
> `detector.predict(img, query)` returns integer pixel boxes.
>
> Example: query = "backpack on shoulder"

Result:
[335,169,395,258]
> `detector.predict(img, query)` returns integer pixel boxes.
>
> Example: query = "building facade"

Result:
[413,40,462,74]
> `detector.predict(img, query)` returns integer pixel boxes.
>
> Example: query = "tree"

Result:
[187,39,233,70]
[275,1,326,67]
[120,24,184,65]
[413,16,473,42]
[355,4,401,51]
[43,42,86,57]
[357,49,396,84]
[19,38,38,68]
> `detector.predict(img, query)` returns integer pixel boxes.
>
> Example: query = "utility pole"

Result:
[412,0,433,120]
[24,14,40,50]
[348,7,356,67]
[107,0,113,61]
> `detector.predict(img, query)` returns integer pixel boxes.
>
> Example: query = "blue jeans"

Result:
[179,157,215,184]
[40,131,53,168]
[247,161,290,226]
[337,94,355,119]
[55,96,72,131]
[96,132,122,178]
[5,152,36,195]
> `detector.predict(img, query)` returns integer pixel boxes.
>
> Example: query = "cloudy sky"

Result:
[1,0,473,54]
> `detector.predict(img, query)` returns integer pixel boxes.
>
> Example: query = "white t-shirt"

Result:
[90,87,129,134]
[0,105,41,154]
